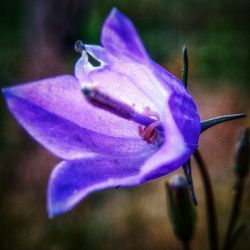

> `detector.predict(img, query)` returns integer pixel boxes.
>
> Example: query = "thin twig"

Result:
[223,178,245,250]
[182,240,191,250]
[193,150,219,250]
[228,223,246,250]
[182,160,198,205]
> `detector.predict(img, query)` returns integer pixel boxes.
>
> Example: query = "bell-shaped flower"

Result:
[2,8,201,217]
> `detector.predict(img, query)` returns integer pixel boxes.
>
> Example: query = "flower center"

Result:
[138,107,161,144]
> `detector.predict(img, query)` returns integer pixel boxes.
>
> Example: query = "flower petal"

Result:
[76,11,197,119]
[3,75,156,159]
[48,126,192,218]
[75,45,200,148]
[101,8,149,62]
[48,89,199,217]
[102,7,200,137]
[47,73,199,217]
[47,153,150,217]
[75,45,168,116]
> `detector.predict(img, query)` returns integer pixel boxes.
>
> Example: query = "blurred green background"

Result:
[0,0,249,249]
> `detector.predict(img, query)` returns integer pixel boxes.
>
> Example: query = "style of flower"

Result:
[2,8,201,217]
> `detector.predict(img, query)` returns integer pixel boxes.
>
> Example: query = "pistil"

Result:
[82,85,164,133]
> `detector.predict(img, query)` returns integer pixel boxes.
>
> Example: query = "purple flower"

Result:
[2,8,200,217]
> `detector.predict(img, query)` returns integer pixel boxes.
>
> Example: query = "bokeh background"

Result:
[0,0,249,249]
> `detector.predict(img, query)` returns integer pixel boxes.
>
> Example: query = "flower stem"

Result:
[193,150,219,250]
[182,240,191,250]
[182,160,198,205]
[223,178,245,250]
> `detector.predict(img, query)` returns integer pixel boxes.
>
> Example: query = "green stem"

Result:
[182,240,191,250]
[182,160,197,205]
[223,178,245,250]
[193,150,219,250]
[229,224,246,250]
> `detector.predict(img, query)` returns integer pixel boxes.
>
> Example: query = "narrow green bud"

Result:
[181,46,188,88]
[166,175,197,242]
[234,128,249,179]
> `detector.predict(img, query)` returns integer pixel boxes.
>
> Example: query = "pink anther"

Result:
[138,120,161,144]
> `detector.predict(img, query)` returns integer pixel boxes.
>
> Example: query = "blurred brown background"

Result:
[0,0,249,249]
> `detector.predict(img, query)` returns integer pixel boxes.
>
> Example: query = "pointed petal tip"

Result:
[110,6,119,14]
[47,206,63,219]
[109,7,125,19]
[47,209,63,219]
[1,87,7,94]
[102,7,148,61]
[47,194,72,219]
[2,86,18,105]
[2,86,11,97]
[47,200,56,219]
[107,7,123,22]
[106,7,131,28]
[48,211,55,219]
